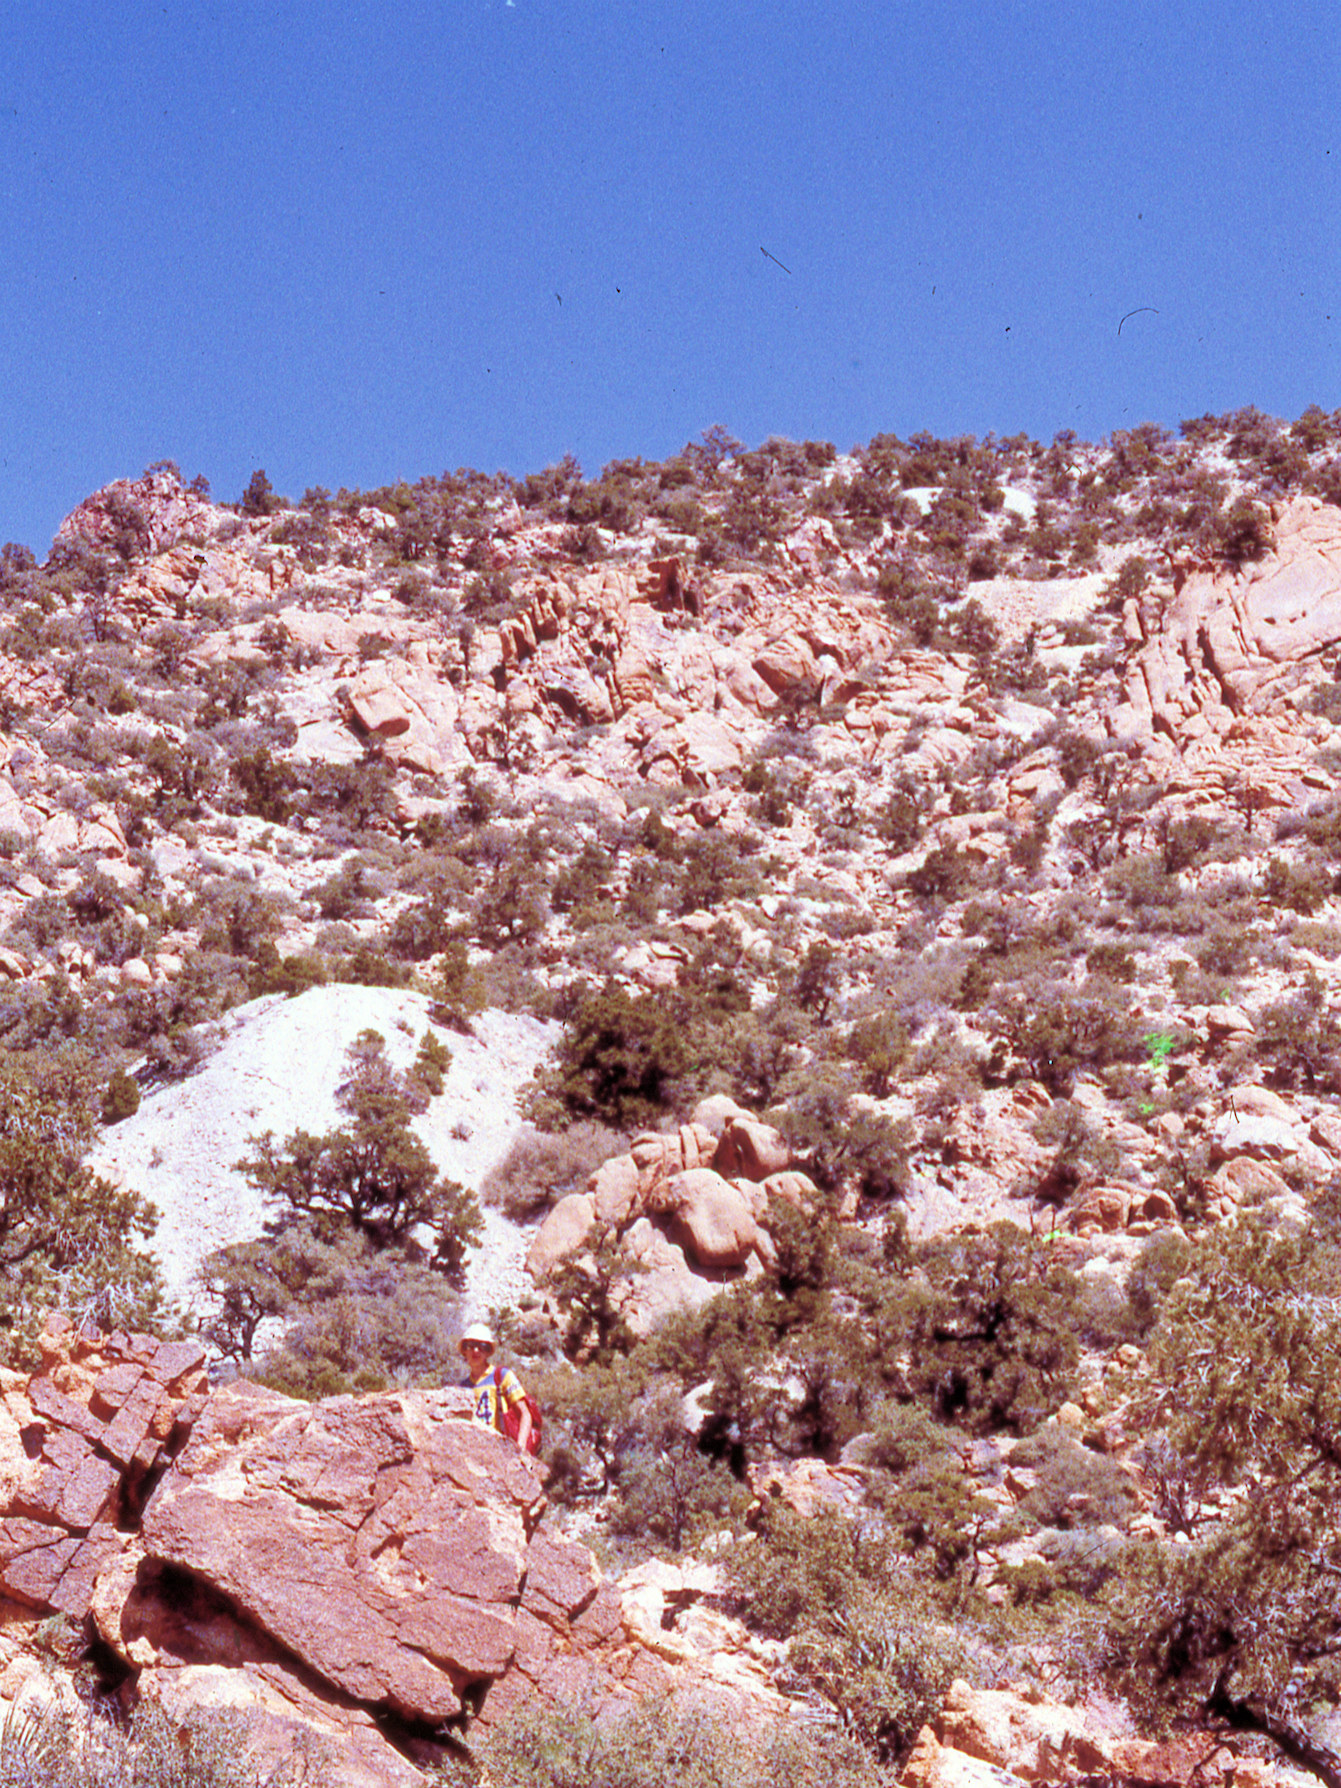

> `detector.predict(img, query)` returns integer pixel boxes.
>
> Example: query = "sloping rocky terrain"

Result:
[3,411,1341,1784]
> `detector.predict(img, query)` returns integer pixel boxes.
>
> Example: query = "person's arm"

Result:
[499,1369,533,1453]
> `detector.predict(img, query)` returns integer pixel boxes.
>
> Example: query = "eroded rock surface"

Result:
[0,1326,786,1783]
[140,1384,553,1721]
[1122,495,1341,750]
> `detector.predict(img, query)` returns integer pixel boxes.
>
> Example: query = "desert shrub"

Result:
[307,858,386,921]
[845,1010,911,1097]
[239,1231,465,1397]
[861,1404,999,1579]
[1291,919,1341,958]
[469,857,551,948]
[1104,853,1181,911]
[607,1384,749,1552]
[772,1063,912,1201]
[1192,926,1253,978]
[1262,854,1331,915]
[941,597,999,660]
[193,881,289,960]
[413,1029,451,1096]
[0,1054,166,1363]
[730,1502,897,1638]
[1109,1214,1341,1753]
[143,734,221,821]
[1009,1424,1137,1530]
[550,839,613,913]
[333,946,414,989]
[100,1068,141,1124]
[468,1696,890,1788]
[386,878,467,962]
[1086,941,1136,983]
[536,977,750,1131]
[228,747,299,825]
[1252,973,1341,1090]
[888,1222,1082,1434]
[479,1122,623,1220]
[0,1700,305,1788]
[1214,495,1273,564]
[237,1030,482,1275]
[1030,1099,1119,1203]
[248,944,329,999]
[906,843,978,902]
[994,984,1136,1095]
[676,830,766,913]
[1118,1234,1193,1345]
[729,1503,967,1761]
[530,1354,654,1498]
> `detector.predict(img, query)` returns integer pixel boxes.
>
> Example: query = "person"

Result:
[459,1323,533,1454]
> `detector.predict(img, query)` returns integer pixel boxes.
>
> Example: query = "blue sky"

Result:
[2,0,1338,552]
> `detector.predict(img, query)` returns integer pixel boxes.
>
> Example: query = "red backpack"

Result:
[494,1364,543,1455]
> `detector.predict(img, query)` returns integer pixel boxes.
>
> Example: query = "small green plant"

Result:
[100,1067,141,1124]
[413,1029,452,1096]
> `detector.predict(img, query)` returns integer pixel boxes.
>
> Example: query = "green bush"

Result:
[888,1222,1082,1434]
[0,1056,166,1364]
[1214,494,1273,563]
[1008,1424,1137,1530]
[998,985,1136,1095]
[728,1504,967,1761]
[1110,1214,1341,1747]
[862,1404,998,1579]
[240,468,286,517]
[773,1067,912,1202]
[100,1067,141,1124]
[465,1697,891,1788]
[608,1385,748,1552]
[237,1031,482,1276]
[413,1028,452,1096]
[538,981,707,1130]
[0,1700,305,1787]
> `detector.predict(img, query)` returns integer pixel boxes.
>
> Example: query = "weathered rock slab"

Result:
[141,1386,554,1721]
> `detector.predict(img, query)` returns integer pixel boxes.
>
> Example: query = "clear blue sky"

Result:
[2,0,1338,553]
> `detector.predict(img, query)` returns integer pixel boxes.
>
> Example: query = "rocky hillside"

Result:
[2,411,1341,1784]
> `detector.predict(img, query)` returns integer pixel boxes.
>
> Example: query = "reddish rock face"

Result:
[140,1386,556,1721]
[0,1322,207,1616]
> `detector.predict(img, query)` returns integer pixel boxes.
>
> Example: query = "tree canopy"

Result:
[0,1055,164,1363]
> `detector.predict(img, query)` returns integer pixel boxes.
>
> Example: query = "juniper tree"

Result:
[0,1056,164,1362]
[1112,1211,1341,1786]
[237,1031,481,1278]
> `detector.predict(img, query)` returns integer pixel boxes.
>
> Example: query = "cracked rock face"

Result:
[0,1325,785,1782]
[138,1383,589,1722]
[0,1323,208,1618]
[1123,496,1341,742]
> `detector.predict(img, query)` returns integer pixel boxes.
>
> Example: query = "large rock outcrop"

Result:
[0,1321,208,1619]
[1121,495,1341,759]
[0,1326,786,1784]
[525,1109,820,1331]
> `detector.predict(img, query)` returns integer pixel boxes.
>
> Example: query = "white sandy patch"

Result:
[91,985,559,1321]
